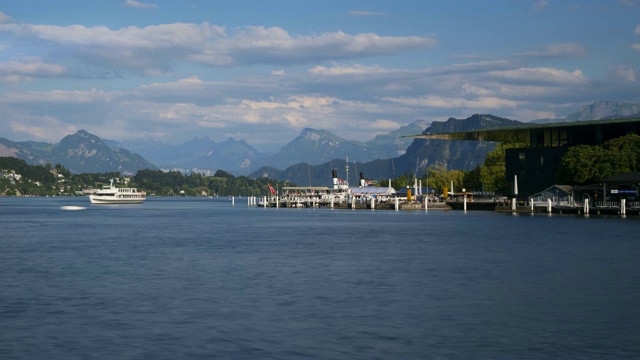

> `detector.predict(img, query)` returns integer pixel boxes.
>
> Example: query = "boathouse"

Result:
[602,172,640,204]
[529,185,575,207]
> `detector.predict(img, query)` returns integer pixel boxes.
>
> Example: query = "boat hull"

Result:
[89,195,145,205]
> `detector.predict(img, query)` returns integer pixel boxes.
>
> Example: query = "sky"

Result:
[1,0,639,152]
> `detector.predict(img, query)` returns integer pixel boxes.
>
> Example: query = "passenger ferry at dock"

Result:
[88,179,146,204]
[258,168,353,208]
[259,168,397,208]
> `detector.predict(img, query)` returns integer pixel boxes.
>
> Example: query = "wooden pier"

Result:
[496,204,640,216]
[243,194,638,217]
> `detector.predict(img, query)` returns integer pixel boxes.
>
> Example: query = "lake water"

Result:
[1,196,639,359]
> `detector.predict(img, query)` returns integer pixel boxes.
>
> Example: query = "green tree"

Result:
[390,175,408,189]
[462,167,483,192]
[422,165,464,195]
[479,143,527,193]
[560,134,640,184]
[603,133,640,174]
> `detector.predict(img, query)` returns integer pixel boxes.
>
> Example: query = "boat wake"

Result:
[60,206,87,211]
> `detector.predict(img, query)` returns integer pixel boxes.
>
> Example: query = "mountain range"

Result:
[249,114,523,187]
[1,101,638,184]
[531,100,640,124]
[118,119,429,175]
[0,130,155,175]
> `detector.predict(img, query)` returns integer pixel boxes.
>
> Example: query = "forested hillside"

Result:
[132,169,287,196]
[0,157,287,197]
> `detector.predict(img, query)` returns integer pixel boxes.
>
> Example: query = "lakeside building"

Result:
[529,185,576,206]
[407,117,640,199]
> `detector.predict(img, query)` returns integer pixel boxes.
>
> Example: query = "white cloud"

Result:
[0,56,604,147]
[0,22,436,73]
[532,1,550,11]
[119,62,594,141]
[619,0,636,7]
[0,88,113,104]
[369,119,402,130]
[309,64,388,76]
[139,76,212,95]
[10,115,78,141]
[383,95,518,109]
[0,58,66,82]
[462,83,492,96]
[0,104,85,141]
[633,43,640,51]
[488,67,587,85]
[610,65,637,82]
[493,84,566,98]
[203,27,437,66]
[636,25,640,35]
[518,43,587,58]
[122,0,158,9]
[0,22,224,74]
[271,69,285,76]
[107,93,348,138]
[0,75,27,83]
[177,75,204,84]
[0,10,13,23]
[514,108,557,121]
[188,51,234,66]
[1,22,223,48]
[451,54,491,60]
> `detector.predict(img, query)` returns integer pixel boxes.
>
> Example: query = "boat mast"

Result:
[345,157,349,188]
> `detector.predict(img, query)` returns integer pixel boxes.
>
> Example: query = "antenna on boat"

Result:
[345,157,349,188]
[354,160,358,186]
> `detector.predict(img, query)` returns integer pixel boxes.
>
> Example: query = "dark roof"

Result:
[404,117,640,144]
[530,185,574,197]
[552,184,574,193]
[602,172,640,183]
[573,183,602,191]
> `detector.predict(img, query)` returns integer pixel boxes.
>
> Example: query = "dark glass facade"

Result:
[506,119,640,197]
[409,117,640,198]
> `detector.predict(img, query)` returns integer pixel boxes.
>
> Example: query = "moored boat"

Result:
[89,179,145,204]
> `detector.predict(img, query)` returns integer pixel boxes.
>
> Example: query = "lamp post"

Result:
[462,188,467,211]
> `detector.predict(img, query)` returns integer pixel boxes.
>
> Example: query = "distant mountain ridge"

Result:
[393,114,522,176]
[0,130,156,174]
[257,120,428,171]
[119,119,429,175]
[120,136,264,176]
[567,101,640,121]
[0,138,53,166]
[532,100,640,124]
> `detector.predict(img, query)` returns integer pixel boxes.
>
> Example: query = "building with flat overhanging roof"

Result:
[406,117,640,198]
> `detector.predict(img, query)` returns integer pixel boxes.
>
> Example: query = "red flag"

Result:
[268,183,276,195]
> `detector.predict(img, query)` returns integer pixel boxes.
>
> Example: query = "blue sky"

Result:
[1,0,639,152]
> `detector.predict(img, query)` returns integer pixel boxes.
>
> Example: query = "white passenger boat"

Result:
[89,179,145,204]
